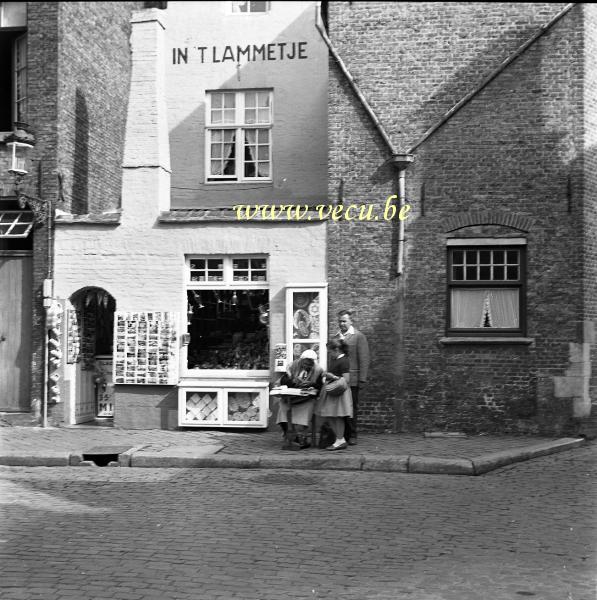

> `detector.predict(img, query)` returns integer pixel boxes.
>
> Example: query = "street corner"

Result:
[471,437,587,475]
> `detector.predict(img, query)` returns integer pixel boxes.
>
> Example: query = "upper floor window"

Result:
[0,21,26,131]
[206,90,272,183]
[231,1,270,13]
[447,242,526,336]
[1,3,27,27]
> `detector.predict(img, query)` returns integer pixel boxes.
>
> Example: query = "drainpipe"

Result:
[387,155,414,275]
[315,4,415,275]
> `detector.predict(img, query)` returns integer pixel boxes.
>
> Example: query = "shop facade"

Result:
[52,1,328,429]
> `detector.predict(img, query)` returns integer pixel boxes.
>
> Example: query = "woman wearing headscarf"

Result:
[276,349,324,449]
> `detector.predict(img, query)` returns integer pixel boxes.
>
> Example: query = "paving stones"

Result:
[1,444,595,600]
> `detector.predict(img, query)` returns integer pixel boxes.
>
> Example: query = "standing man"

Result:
[335,310,370,445]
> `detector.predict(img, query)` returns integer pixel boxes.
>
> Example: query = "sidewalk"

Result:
[0,424,586,475]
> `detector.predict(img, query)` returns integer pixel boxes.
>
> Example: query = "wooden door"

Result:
[0,254,32,411]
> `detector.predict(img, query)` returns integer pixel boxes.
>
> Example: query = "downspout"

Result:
[316,2,413,433]
[388,154,414,275]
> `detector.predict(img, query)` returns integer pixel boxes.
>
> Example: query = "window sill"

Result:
[159,209,327,223]
[54,211,121,225]
[205,180,273,186]
[439,337,534,345]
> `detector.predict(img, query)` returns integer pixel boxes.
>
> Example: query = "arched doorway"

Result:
[66,287,116,424]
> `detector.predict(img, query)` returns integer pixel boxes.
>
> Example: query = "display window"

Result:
[285,284,327,369]
[185,255,269,374]
[178,385,269,427]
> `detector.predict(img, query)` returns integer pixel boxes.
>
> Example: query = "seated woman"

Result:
[276,349,324,449]
[316,339,353,450]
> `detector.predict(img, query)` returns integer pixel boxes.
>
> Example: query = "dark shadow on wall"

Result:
[72,88,89,214]
[397,23,583,434]
[327,5,587,434]
[168,4,328,209]
[328,2,567,152]
[406,21,544,151]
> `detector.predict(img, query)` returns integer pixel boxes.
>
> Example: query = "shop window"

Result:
[186,256,269,371]
[447,243,526,336]
[206,90,272,182]
[231,1,270,13]
[285,285,328,368]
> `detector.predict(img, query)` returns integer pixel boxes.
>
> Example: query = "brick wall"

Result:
[327,2,588,434]
[56,1,141,215]
[24,2,60,416]
[582,4,597,430]
[5,2,139,420]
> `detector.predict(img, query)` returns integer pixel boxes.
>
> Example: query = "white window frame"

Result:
[184,255,270,378]
[205,89,273,183]
[285,283,328,370]
[178,382,269,428]
[0,210,34,238]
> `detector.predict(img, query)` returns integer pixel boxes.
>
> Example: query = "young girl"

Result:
[316,339,353,450]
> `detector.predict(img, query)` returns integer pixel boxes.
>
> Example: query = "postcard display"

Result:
[113,311,179,385]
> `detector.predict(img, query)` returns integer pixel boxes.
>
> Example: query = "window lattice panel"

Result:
[227,392,260,421]
[185,391,219,422]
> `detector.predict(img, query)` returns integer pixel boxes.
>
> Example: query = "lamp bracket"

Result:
[13,173,47,224]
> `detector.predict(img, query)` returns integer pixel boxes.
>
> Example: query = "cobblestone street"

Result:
[1,444,595,600]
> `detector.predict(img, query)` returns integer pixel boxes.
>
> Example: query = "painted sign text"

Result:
[173,42,308,64]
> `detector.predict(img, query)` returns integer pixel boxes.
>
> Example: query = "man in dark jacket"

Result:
[335,310,370,445]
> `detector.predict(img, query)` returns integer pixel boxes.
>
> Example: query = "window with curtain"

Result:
[448,246,525,335]
[206,90,272,182]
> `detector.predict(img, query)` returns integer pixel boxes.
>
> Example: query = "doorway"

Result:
[0,252,32,411]
[67,287,115,424]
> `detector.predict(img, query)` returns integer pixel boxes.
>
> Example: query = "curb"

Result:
[0,438,586,474]
[471,437,585,475]
[0,452,70,467]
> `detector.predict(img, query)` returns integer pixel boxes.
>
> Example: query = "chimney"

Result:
[122,8,171,225]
